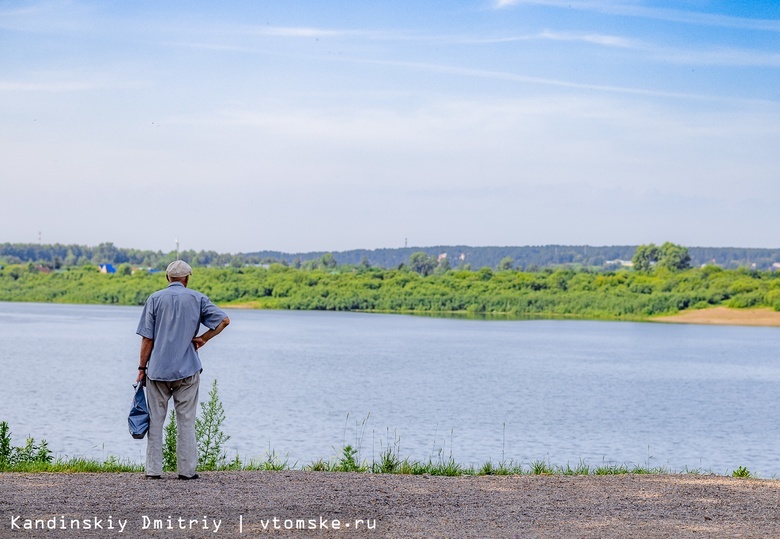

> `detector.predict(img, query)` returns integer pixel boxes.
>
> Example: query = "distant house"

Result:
[773,263,780,271]
[99,264,116,274]
[130,267,162,275]
[605,259,634,267]
[437,253,448,262]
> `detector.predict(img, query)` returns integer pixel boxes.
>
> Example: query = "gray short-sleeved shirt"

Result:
[136,282,227,382]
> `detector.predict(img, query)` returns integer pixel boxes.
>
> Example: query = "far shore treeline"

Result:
[2,242,780,319]
[2,242,780,272]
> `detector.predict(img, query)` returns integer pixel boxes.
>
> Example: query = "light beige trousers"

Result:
[145,372,200,477]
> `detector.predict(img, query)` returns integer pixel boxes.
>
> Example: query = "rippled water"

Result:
[1,302,779,475]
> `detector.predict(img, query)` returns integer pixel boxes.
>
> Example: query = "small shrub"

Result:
[334,445,365,472]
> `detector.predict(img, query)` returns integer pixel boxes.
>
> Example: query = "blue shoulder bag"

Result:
[128,383,150,439]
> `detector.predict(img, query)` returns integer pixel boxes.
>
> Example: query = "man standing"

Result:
[135,260,230,479]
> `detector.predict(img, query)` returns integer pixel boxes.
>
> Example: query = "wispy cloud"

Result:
[536,30,636,48]
[168,21,780,69]
[386,60,713,100]
[494,0,780,32]
[232,24,421,42]
[246,26,351,38]
[452,30,637,48]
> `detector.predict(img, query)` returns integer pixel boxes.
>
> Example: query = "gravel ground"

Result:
[2,472,780,538]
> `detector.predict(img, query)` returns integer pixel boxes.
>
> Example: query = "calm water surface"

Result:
[1,302,779,475]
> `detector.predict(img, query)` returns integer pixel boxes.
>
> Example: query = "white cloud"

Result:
[248,26,349,38]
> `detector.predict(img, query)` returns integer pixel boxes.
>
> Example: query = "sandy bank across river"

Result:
[652,306,780,327]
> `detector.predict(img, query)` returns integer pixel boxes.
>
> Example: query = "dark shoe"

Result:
[145,475,162,480]
[178,473,199,480]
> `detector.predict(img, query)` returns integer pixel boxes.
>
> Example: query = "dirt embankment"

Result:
[2,471,779,538]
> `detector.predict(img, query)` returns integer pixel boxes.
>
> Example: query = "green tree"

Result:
[658,242,692,271]
[632,244,660,272]
[633,242,691,272]
[498,257,514,271]
[320,253,337,269]
[409,252,436,276]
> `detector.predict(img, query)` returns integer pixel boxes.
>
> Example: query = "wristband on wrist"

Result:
[138,366,147,371]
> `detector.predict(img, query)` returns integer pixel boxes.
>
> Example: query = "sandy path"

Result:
[2,471,779,538]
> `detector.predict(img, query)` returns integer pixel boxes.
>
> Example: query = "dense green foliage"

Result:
[2,262,780,319]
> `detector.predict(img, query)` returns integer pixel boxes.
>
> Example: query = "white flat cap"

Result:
[166,260,192,278]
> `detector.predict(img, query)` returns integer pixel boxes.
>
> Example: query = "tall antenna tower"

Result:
[175,238,180,259]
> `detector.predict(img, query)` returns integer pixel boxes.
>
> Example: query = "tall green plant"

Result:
[195,380,230,470]
[0,421,12,467]
[162,411,177,472]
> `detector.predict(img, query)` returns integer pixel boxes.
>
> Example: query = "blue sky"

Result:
[1,1,778,253]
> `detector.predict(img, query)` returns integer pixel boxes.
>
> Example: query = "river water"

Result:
[1,302,779,475]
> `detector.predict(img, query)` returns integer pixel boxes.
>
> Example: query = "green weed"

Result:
[530,459,554,475]
[195,380,230,470]
[162,410,177,472]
